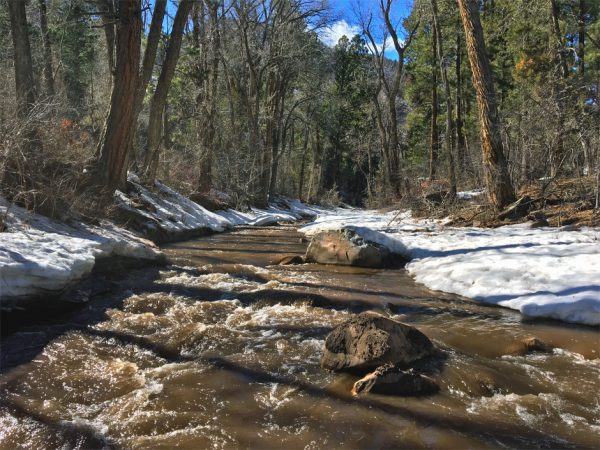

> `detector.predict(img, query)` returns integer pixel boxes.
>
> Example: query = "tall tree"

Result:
[457,0,515,209]
[195,0,221,193]
[429,20,439,181]
[431,0,456,196]
[8,0,36,121]
[95,0,142,192]
[38,0,55,98]
[454,25,469,174]
[144,0,194,181]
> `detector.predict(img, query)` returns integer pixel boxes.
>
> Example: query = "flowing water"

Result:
[1,225,599,449]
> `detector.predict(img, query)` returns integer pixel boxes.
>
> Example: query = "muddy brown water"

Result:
[1,225,599,449]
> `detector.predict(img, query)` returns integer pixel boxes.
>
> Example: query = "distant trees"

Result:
[1,0,598,211]
[361,0,418,197]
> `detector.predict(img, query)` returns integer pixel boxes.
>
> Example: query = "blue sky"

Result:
[321,0,414,59]
[156,0,414,60]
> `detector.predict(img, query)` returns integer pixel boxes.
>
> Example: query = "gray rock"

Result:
[305,228,403,268]
[351,363,439,396]
[320,314,435,373]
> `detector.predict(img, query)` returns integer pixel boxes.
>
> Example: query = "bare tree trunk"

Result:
[96,0,116,87]
[550,0,569,79]
[144,0,193,182]
[298,125,310,200]
[5,0,40,190]
[431,0,456,197]
[455,27,469,174]
[307,127,321,201]
[429,21,439,181]
[95,0,142,192]
[198,0,221,192]
[458,0,515,209]
[8,0,36,121]
[38,0,55,98]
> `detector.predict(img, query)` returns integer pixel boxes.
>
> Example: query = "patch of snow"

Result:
[456,189,485,200]
[115,175,233,236]
[0,198,163,306]
[300,210,600,326]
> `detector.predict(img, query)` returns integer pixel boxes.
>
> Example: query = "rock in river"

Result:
[351,363,439,396]
[320,314,436,373]
[305,227,405,268]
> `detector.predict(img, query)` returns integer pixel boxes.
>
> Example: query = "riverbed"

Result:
[1,225,599,449]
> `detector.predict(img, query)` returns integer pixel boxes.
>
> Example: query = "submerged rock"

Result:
[505,336,552,356]
[273,255,304,265]
[351,363,439,396]
[320,314,435,373]
[305,228,405,268]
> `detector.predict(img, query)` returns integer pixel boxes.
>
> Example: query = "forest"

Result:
[2,0,598,215]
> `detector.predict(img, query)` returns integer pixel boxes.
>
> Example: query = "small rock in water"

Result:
[506,336,552,355]
[273,255,304,265]
[320,313,436,373]
[351,363,439,396]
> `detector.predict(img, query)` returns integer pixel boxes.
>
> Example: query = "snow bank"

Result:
[115,175,233,242]
[0,198,163,307]
[1,174,330,307]
[214,197,333,226]
[300,210,600,326]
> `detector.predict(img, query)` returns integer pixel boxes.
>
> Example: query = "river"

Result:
[1,225,599,449]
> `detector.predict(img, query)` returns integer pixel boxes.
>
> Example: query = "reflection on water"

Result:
[1,225,599,449]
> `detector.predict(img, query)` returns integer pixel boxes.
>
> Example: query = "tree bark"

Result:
[458,0,515,209]
[455,27,468,174]
[38,0,55,98]
[144,0,193,181]
[429,21,439,181]
[8,0,36,121]
[95,0,142,192]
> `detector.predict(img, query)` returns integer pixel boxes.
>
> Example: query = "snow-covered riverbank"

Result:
[4,178,598,326]
[300,210,600,326]
[0,178,329,308]
[0,198,164,307]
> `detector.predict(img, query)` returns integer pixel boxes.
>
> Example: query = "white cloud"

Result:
[319,19,389,56]
[319,20,362,47]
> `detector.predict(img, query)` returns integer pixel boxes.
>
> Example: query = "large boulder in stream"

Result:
[320,314,436,373]
[351,363,439,396]
[305,227,406,268]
